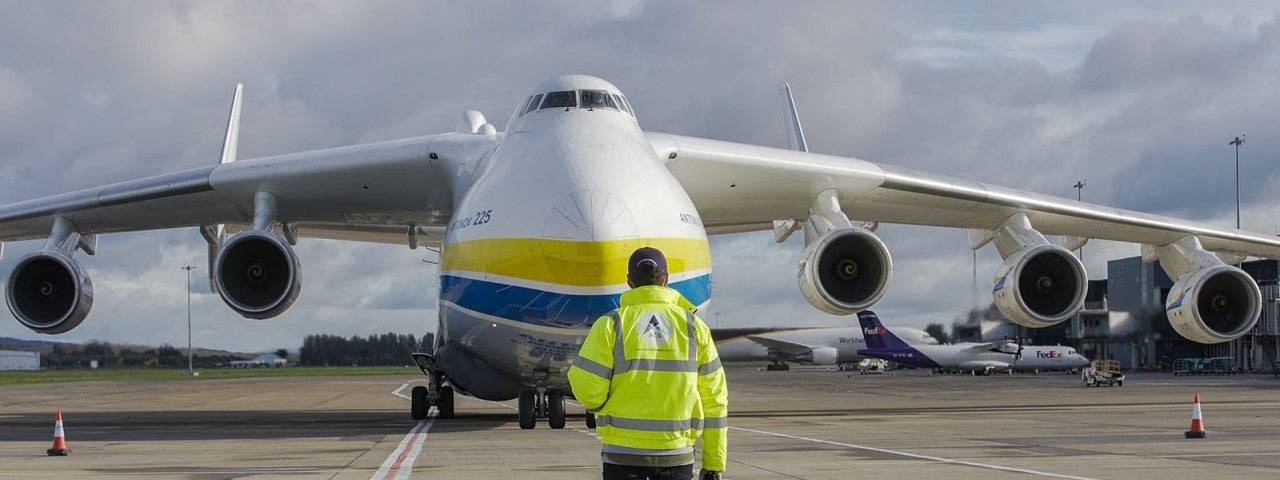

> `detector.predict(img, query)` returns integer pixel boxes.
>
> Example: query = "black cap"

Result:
[628,247,667,284]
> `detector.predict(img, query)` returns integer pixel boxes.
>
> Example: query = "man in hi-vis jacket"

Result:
[569,247,728,480]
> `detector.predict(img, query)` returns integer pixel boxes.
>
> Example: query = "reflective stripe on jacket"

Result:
[568,285,729,471]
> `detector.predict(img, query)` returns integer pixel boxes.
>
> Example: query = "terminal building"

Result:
[953,256,1280,372]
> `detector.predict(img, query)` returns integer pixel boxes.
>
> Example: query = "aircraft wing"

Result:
[966,340,1018,355]
[649,132,1280,258]
[0,135,488,248]
[744,334,815,356]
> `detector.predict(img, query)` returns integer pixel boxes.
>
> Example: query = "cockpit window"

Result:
[619,95,636,116]
[613,94,630,115]
[581,90,617,109]
[523,94,542,115]
[541,90,577,109]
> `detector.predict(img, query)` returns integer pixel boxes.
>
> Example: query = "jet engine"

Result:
[6,251,93,334]
[796,346,838,365]
[798,227,893,315]
[1166,265,1261,344]
[214,230,301,319]
[992,244,1086,328]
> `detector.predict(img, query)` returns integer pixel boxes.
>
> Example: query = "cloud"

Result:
[3,2,1280,351]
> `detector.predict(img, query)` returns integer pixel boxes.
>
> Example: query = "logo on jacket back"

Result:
[639,312,673,348]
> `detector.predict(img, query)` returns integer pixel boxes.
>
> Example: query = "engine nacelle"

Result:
[214,230,301,319]
[797,346,838,365]
[1166,265,1260,344]
[6,251,93,334]
[797,227,893,315]
[993,244,1086,328]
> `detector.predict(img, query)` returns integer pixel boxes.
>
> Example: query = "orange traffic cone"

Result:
[1184,393,1206,439]
[47,410,70,456]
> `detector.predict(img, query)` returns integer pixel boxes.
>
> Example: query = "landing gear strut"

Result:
[517,388,567,429]
[410,353,454,420]
[517,370,567,429]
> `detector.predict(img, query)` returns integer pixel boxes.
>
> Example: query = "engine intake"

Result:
[1166,265,1260,344]
[214,230,301,319]
[798,227,893,315]
[993,244,1086,328]
[6,251,94,334]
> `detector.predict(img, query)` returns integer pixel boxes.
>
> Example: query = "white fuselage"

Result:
[433,76,711,400]
[894,343,1089,372]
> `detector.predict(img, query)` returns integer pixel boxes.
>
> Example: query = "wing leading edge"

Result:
[0,133,495,247]
[653,132,1280,259]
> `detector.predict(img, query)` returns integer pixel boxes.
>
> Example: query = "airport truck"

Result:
[1082,359,1124,387]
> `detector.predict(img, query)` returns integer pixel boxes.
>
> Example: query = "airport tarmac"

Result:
[2,368,1279,479]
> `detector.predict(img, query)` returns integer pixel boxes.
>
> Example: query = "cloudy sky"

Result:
[2,1,1279,352]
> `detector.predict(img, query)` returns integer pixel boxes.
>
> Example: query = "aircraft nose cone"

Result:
[543,189,638,241]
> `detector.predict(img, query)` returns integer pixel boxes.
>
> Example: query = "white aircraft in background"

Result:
[713,324,936,370]
[1,75,1275,430]
[856,311,1090,375]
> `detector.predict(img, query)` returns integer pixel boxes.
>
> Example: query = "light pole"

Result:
[182,265,196,376]
[1073,179,1086,262]
[1229,135,1245,229]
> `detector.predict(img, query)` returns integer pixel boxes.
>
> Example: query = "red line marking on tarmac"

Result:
[373,382,436,480]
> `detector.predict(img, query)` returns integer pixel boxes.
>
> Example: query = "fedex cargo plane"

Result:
[712,324,936,371]
[856,311,1089,375]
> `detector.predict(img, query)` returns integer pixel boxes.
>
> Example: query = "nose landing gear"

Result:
[410,353,454,420]
[518,370,567,429]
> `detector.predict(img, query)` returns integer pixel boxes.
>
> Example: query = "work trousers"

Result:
[602,462,694,480]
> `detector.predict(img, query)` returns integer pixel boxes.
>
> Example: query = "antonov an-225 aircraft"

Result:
[1,75,1277,429]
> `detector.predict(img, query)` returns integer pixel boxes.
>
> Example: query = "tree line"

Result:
[298,332,434,366]
[38,341,248,368]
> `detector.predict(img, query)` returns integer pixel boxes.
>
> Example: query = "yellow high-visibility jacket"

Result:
[568,285,728,471]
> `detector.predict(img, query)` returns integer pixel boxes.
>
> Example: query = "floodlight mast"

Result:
[1229,135,1245,230]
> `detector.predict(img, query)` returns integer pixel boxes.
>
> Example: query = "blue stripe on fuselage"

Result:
[439,274,712,328]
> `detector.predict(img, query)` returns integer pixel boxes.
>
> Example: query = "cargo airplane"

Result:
[713,324,936,370]
[856,311,1090,374]
[1,75,1274,429]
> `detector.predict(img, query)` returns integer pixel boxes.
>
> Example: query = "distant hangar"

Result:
[0,350,40,370]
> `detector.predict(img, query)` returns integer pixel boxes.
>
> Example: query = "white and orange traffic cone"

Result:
[47,410,70,456]
[1185,393,1206,439]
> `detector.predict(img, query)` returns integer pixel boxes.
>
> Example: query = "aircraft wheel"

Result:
[765,364,776,371]
[585,412,597,429]
[411,386,428,420]
[518,390,536,429]
[548,390,566,429]
[780,363,790,371]
[438,386,455,419]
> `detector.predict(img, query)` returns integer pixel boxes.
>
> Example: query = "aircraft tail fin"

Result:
[858,311,911,351]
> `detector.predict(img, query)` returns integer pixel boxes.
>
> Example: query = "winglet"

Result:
[220,83,243,165]
[203,83,241,294]
[781,82,808,152]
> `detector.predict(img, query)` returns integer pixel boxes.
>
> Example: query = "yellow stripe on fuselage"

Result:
[440,237,711,287]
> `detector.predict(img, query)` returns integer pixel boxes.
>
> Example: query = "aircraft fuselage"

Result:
[433,76,712,400]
